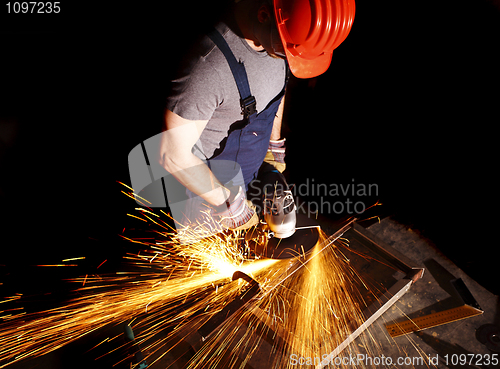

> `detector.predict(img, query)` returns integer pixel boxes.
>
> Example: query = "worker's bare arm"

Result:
[159,109,229,206]
[270,95,285,140]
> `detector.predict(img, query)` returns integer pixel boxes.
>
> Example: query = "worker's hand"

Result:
[263,139,286,173]
[211,186,259,231]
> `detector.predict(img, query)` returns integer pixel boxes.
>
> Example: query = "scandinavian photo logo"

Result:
[249,177,378,217]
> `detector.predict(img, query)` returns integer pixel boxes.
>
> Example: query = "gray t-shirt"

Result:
[166,22,287,160]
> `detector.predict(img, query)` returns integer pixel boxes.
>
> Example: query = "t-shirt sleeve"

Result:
[166,57,224,121]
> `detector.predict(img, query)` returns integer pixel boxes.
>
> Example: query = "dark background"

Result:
[1,0,499,314]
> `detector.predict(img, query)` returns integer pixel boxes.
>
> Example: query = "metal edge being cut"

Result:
[256,218,357,299]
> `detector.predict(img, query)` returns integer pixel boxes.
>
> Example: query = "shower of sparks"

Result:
[184,230,381,369]
[0,185,395,369]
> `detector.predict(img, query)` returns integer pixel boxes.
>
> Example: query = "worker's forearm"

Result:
[161,154,229,207]
[270,95,285,140]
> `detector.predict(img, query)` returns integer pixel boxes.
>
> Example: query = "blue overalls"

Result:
[180,29,287,231]
[206,29,287,190]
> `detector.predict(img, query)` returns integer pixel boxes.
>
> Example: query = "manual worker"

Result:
[158,0,355,234]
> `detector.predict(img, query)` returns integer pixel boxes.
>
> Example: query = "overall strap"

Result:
[207,28,257,118]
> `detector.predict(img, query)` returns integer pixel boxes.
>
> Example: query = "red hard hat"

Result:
[273,0,355,79]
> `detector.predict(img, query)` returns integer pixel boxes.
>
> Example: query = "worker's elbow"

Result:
[159,152,178,174]
[160,149,195,175]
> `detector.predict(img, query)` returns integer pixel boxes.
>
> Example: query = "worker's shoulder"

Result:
[174,22,244,84]
[179,26,228,72]
[198,23,231,61]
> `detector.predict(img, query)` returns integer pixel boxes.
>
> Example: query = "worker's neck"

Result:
[225,2,264,52]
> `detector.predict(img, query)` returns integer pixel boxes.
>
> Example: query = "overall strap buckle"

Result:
[241,95,257,117]
[208,29,258,119]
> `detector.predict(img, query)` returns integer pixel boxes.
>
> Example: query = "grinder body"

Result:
[246,168,319,259]
[260,170,296,238]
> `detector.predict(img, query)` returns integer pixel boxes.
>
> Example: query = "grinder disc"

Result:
[246,213,320,259]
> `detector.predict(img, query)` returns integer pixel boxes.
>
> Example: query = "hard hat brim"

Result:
[284,48,333,79]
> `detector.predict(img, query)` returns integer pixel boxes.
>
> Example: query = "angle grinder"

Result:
[246,170,320,259]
